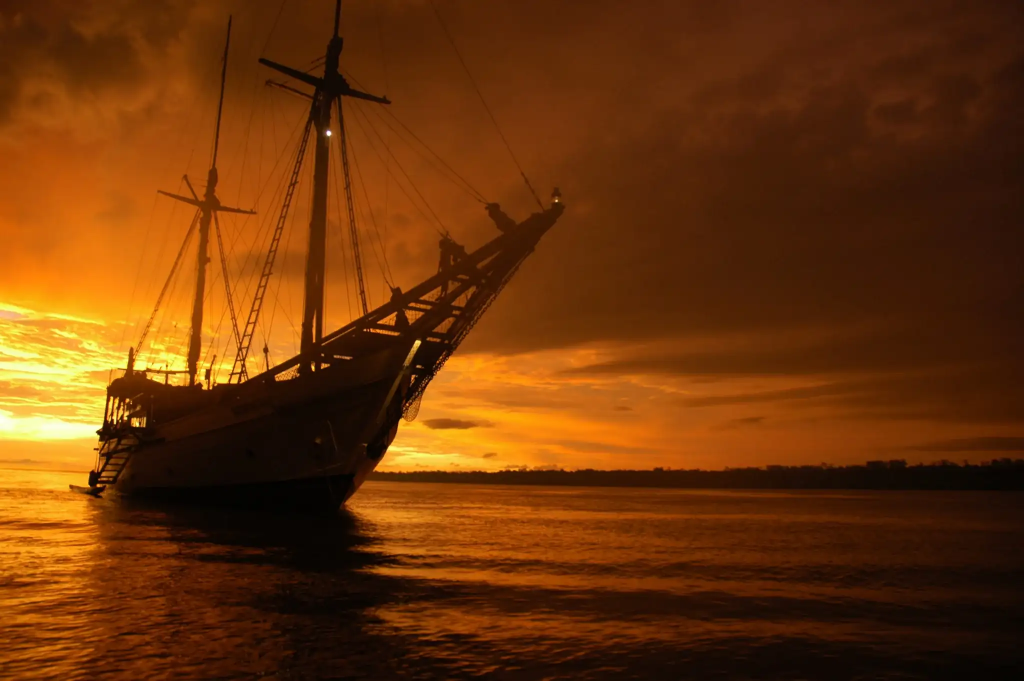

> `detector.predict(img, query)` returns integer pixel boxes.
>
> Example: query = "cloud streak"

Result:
[0,300,122,441]
[422,418,493,431]
[910,437,1024,453]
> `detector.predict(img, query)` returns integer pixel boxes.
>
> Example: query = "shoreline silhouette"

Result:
[370,459,1024,490]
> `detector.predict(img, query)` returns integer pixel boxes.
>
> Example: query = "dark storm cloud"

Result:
[910,437,1024,453]
[678,384,854,408]
[567,318,1021,409]
[483,67,1024,352]
[95,192,139,225]
[592,346,1023,424]
[422,418,492,430]
[716,416,766,430]
[452,0,1024,429]
[456,386,577,411]
[565,324,977,378]
[0,0,195,127]
[556,440,648,455]
[821,368,1024,424]
[465,3,1022,337]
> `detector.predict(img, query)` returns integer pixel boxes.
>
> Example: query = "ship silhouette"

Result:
[78,3,564,511]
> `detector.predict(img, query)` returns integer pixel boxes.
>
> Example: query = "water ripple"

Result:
[1,469,1022,680]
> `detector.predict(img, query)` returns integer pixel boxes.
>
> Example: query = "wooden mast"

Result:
[185,17,231,387]
[158,16,254,386]
[260,0,390,372]
[302,11,338,369]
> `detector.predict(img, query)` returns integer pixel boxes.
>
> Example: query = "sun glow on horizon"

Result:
[0,409,96,440]
[1,296,1019,471]
[0,300,120,447]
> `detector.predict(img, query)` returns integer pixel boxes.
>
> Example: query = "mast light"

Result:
[325,129,332,137]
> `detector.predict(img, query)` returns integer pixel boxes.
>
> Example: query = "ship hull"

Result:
[101,344,411,513]
[92,199,565,514]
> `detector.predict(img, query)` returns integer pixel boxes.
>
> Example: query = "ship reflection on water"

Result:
[2,469,1023,679]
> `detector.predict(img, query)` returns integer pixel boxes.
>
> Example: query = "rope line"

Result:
[260,0,289,58]
[346,117,395,286]
[373,5,393,259]
[346,105,446,241]
[380,107,488,202]
[329,129,358,320]
[348,100,449,233]
[118,192,161,350]
[427,0,544,209]
[348,103,448,235]
[135,209,200,358]
[344,68,487,203]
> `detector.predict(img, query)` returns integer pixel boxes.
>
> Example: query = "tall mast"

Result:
[260,0,390,372]
[185,17,231,387]
[158,16,255,386]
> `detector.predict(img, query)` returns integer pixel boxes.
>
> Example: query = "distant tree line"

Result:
[368,459,1024,490]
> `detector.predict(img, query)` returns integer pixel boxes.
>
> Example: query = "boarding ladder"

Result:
[94,439,137,486]
[230,117,314,384]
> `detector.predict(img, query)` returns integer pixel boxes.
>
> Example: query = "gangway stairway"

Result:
[92,440,137,486]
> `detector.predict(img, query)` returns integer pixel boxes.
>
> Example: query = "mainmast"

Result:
[158,17,255,386]
[260,0,390,371]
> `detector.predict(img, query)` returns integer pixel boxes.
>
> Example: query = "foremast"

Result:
[157,17,254,385]
[259,0,390,372]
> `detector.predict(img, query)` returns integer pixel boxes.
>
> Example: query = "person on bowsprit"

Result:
[390,286,410,329]
[486,203,517,232]
[437,234,468,297]
[437,234,467,272]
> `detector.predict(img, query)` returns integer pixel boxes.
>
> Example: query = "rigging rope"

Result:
[231,114,314,382]
[234,106,308,306]
[336,99,370,315]
[375,104,488,203]
[343,68,488,204]
[127,179,189,353]
[346,120,396,287]
[214,99,310,371]
[119,193,161,350]
[382,108,488,203]
[329,126,358,319]
[209,100,309,382]
[126,31,228,362]
[264,202,301,355]
[427,0,544,209]
[260,0,289,58]
[337,98,395,286]
[348,105,447,238]
[134,210,200,357]
[374,0,393,247]
[149,248,193,368]
[213,213,243,353]
[348,100,449,233]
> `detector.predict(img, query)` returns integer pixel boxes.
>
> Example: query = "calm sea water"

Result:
[1,469,1022,680]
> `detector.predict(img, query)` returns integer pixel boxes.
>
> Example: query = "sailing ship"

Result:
[78,3,564,512]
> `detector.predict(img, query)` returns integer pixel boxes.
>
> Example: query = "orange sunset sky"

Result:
[1,0,1022,472]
